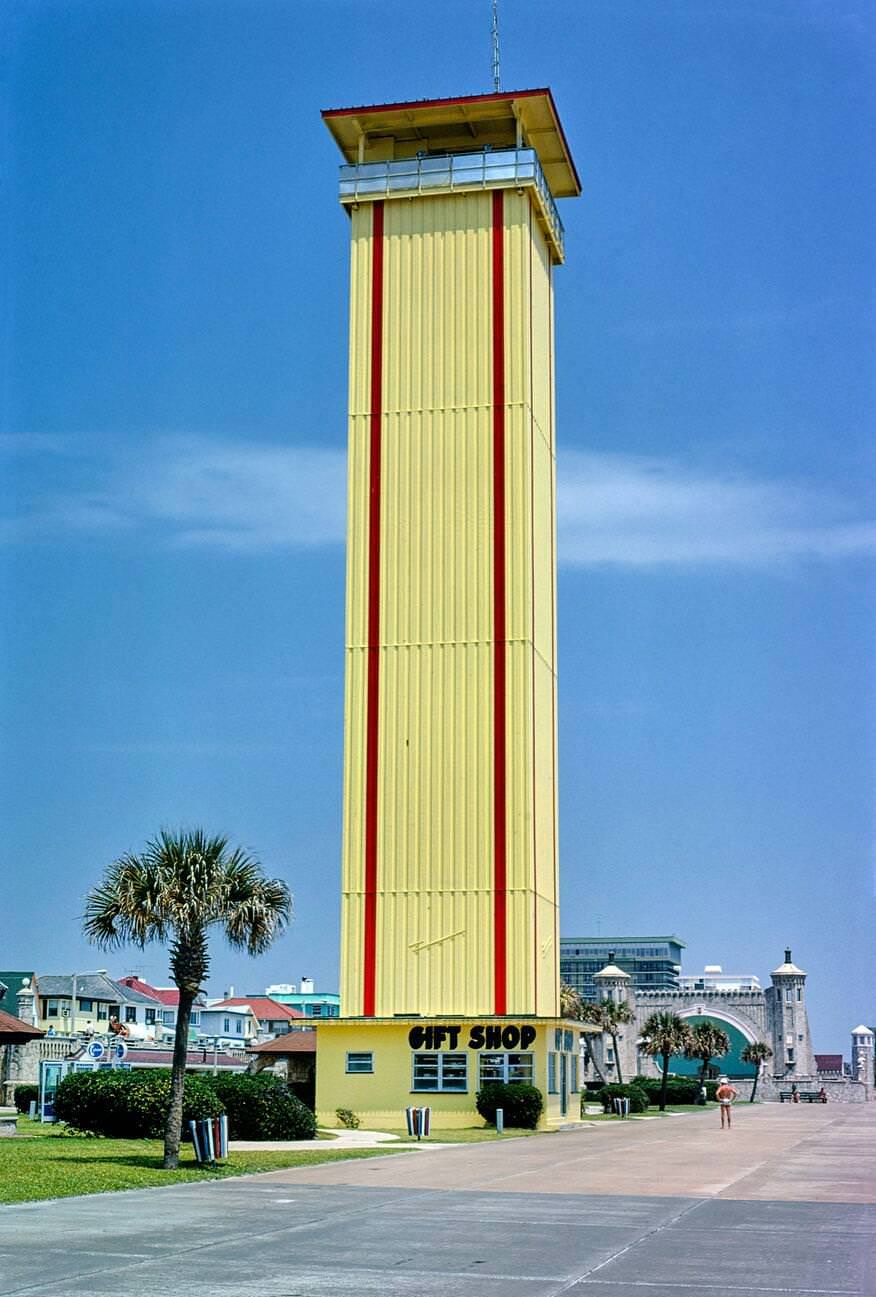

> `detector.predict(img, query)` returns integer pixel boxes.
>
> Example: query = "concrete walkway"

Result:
[230,1127,460,1151]
[261,1100,876,1203]
[1,1104,873,1296]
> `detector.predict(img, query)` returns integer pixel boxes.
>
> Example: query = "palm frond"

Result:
[640,1011,692,1058]
[223,874,292,954]
[82,853,167,949]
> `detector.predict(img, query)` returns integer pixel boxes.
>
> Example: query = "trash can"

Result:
[404,1106,431,1140]
[189,1114,229,1163]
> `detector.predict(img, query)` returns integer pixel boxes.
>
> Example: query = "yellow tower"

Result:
[317,90,584,1128]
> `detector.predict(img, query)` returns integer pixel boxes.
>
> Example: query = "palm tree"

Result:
[640,1011,693,1111]
[561,983,606,1083]
[559,981,584,1020]
[83,828,291,1169]
[577,1001,608,1083]
[684,1022,730,1085]
[741,1041,773,1102]
[581,997,634,1083]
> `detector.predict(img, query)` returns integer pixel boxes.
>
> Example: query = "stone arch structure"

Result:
[675,1004,759,1045]
[583,949,828,1095]
[635,990,768,1039]
[633,989,771,1081]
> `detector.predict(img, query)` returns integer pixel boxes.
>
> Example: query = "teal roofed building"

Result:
[264,980,340,1019]
[0,972,38,1021]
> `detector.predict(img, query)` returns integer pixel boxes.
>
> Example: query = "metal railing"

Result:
[338,147,564,257]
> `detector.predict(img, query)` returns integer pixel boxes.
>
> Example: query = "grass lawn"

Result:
[0,1119,402,1205]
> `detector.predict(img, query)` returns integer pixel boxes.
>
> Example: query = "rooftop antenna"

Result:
[491,0,501,93]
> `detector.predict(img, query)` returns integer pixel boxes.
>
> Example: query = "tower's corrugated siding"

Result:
[341,187,559,1017]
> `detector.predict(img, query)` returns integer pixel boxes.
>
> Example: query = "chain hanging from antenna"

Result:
[491,0,501,93]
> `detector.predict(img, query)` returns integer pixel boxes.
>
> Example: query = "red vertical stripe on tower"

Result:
[492,189,508,1016]
[363,200,384,1017]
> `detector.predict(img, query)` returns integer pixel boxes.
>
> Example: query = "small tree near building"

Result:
[561,982,605,1084]
[685,1022,731,1085]
[580,998,634,1084]
[83,828,291,1170]
[640,1012,694,1110]
[741,1041,773,1102]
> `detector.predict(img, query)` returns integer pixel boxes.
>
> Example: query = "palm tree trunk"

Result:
[749,1064,759,1103]
[163,987,195,1169]
[659,1052,670,1111]
[582,1034,606,1084]
[612,1032,623,1084]
[163,925,210,1170]
[699,1056,710,1085]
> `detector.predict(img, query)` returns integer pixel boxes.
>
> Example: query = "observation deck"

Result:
[337,147,565,261]
[323,88,579,264]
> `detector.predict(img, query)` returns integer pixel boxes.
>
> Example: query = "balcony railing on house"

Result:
[338,147,565,262]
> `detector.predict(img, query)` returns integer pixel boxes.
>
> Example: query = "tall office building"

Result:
[315,89,584,1128]
[560,936,685,1000]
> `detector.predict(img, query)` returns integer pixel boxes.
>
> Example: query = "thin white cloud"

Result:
[10,437,348,551]
[3,436,874,569]
[136,440,347,551]
[558,451,876,567]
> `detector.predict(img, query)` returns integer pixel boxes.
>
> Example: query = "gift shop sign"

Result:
[408,1024,538,1051]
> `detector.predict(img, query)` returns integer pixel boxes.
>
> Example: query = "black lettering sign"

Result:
[409,1023,539,1050]
[520,1024,537,1050]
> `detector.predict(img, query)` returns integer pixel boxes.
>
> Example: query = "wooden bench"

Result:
[779,1090,825,1103]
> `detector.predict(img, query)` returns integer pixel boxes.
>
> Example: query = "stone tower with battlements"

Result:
[765,948,816,1079]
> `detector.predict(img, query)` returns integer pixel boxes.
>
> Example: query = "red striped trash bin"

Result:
[190,1114,229,1163]
[404,1107,431,1140]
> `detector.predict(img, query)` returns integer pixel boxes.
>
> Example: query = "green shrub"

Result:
[54,1068,222,1138]
[634,1075,697,1106]
[287,1079,315,1112]
[206,1072,316,1141]
[596,1083,649,1114]
[53,1070,126,1135]
[476,1082,543,1130]
[13,1084,38,1114]
[336,1108,359,1130]
[632,1075,721,1105]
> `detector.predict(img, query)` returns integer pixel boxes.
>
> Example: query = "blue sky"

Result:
[2,1,873,1052]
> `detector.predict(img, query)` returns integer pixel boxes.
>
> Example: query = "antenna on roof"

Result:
[491,0,501,93]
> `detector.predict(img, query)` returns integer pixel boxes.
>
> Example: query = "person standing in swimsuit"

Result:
[716,1077,738,1128]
